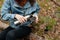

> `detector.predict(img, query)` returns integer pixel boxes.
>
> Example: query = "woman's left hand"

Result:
[33,15,39,23]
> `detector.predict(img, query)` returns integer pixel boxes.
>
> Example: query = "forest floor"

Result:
[0,0,60,40]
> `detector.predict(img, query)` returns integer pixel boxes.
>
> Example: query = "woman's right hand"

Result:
[15,14,27,23]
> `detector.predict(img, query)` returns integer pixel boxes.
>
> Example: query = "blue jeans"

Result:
[0,26,32,40]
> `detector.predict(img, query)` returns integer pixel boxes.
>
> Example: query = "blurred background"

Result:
[0,0,60,40]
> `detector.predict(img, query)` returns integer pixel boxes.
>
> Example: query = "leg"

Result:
[0,26,13,40]
[6,30,16,40]
[15,26,32,38]
[6,26,32,40]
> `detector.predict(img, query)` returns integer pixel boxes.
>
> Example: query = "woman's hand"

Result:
[15,14,27,23]
[33,15,39,23]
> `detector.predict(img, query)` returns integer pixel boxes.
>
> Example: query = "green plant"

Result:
[45,17,57,31]
[39,15,56,31]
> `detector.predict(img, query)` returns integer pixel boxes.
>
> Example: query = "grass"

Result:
[39,15,57,30]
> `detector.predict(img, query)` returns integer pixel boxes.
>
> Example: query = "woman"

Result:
[1,0,40,40]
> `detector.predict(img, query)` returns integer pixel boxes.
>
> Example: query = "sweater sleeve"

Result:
[33,2,40,16]
[1,0,15,21]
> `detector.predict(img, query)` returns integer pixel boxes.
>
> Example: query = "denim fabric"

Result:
[1,0,40,28]
[0,26,31,40]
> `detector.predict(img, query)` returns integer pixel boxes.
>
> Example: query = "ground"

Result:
[0,0,60,40]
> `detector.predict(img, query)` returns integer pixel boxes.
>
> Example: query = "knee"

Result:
[6,30,15,39]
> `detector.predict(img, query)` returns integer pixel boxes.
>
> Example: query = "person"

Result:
[1,0,40,40]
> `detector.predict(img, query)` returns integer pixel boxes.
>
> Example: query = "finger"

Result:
[36,18,39,22]
[21,17,27,23]
[36,21,38,23]
[36,18,38,23]
[19,20,22,23]
[20,17,26,23]
[35,21,38,23]
[19,17,24,23]
[24,17,27,21]
[21,16,27,22]
[19,19,22,23]
[20,18,25,23]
